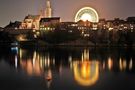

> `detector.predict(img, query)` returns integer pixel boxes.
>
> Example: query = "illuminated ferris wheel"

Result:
[75,7,99,22]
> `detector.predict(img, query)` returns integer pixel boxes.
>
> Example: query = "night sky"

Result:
[0,0,135,27]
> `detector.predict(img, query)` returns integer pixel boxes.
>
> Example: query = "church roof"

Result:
[25,15,40,20]
[40,17,60,22]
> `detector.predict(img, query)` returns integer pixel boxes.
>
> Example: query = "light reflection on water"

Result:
[1,47,135,89]
[73,61,99,86]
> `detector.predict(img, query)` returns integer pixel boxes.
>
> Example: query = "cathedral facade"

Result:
[20,0,52,30]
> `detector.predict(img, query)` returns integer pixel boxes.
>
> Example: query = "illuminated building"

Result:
[59,22,78,30]
[39,0,60,31]
[20,15,41,30]
[98,19,106,29]
[20,0,53,30]
[77,20,91,27]
[39,17,60,31]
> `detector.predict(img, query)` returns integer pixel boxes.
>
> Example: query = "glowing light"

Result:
[82,49,89,61]
[73,61,99,86]
[53,59,55,65]
[27,60,33,75]
[11,47,18,54]
[34,59,41,76]
[75,7,99,22]
[81,62,90,79]
[19,48,22,59]
[109,27,113,31]
[103,61,106,70]
[15,55,18,68]
[123,60,127,69]
[108,57,113,70]
[33,51,37,66]
[119,58,127,71]
[45,69,52,89]
[119,58,123,71]
[129,59,133,70]
[80,13,92,21]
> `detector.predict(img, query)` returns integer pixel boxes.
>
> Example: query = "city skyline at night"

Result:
[1,1,135,90]
[1,0,135,27]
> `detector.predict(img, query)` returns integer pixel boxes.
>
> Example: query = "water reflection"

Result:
[8,47,135,88]
[119,58,133,71]
[18,49,55,88]
[129,59,133,70]
[19,49,55,76]
[108,57,113,70]
[73,61,99,86]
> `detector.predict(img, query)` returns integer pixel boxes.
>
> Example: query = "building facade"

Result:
[20,0,53,30]
[40,17,60,31]
[20,15,41,30]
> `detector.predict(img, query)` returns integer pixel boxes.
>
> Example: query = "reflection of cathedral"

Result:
[19,0,52,30]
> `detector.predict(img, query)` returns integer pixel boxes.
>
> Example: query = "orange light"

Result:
[73,61,99,86]
[108,57,113,70]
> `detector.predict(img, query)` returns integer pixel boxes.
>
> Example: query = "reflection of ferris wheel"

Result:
[75,7,99,22]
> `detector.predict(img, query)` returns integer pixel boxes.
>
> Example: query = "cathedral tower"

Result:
[45,0,52,18]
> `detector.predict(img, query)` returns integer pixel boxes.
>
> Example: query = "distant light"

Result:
[119,58,127,71]
[84,34,90,37]
[80,13,92,22]
[108,57,113,70]
[33,30,36,32]
[34,34,37,38]
[11,47,18,54]
[69,30,73,33]
[82,31,84,34]
[124,27,127,29]
[15,55,18,68]
[93,27,97,30]
[109,27,113,31]
[129,59,133,70]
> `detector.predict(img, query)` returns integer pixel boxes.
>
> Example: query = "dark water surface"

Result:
[0,46,135,90]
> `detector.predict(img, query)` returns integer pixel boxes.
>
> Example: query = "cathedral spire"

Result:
[45,0,52,18]
[46,0,51,8]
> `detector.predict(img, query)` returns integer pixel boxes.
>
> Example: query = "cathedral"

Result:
[45,0,52,18]
[20,0,52,30]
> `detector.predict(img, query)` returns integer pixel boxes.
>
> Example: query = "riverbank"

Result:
[18,40,135,48]
[0,39,135,48]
